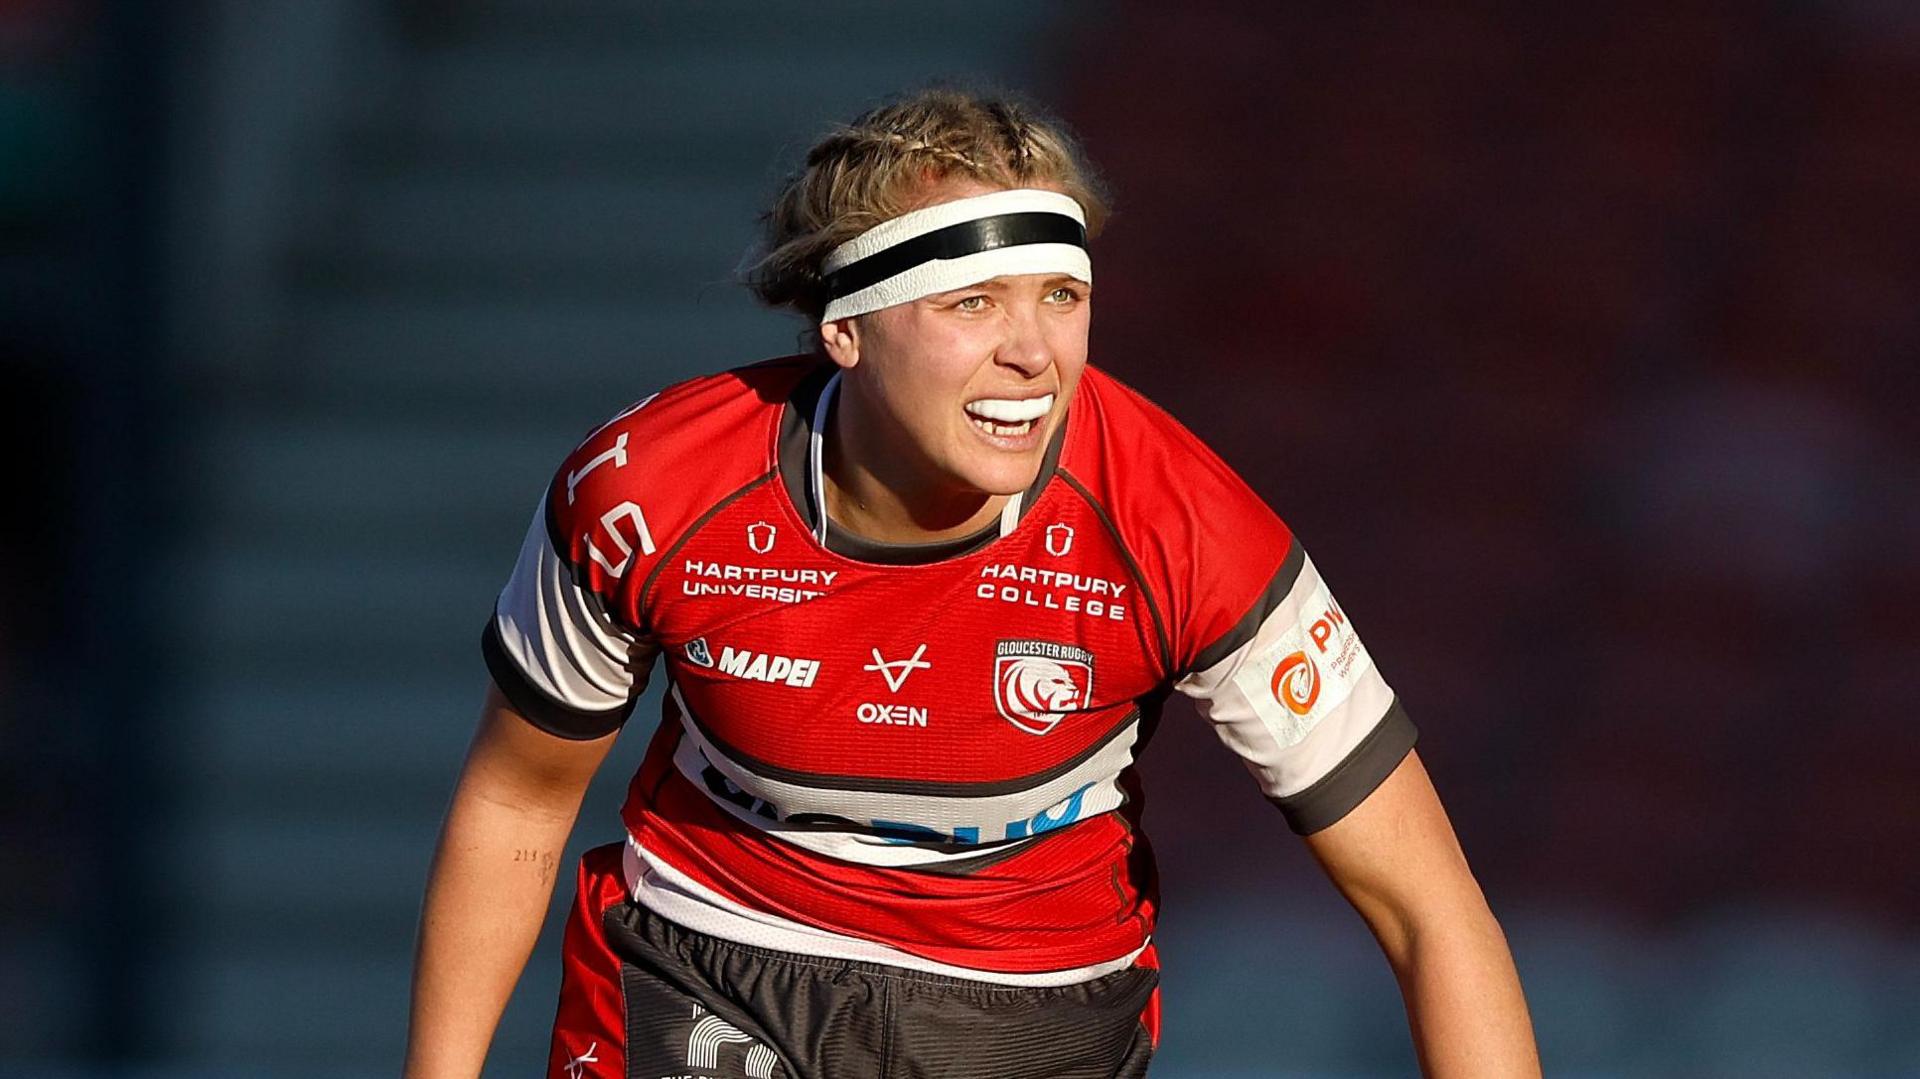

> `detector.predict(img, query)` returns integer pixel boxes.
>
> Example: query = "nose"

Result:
[995,298,1055,378]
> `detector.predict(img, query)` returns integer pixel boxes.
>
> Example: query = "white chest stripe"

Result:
[669,683,1136,863]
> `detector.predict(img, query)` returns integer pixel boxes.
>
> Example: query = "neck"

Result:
[822,385,1007,545]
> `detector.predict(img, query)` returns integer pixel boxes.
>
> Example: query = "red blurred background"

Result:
[2,1,1914,1074]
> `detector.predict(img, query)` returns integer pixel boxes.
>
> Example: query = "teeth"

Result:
[971,417,1034,437]
[966,394,1053,423]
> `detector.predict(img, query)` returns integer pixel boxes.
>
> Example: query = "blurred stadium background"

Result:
[2,1,1916,1075]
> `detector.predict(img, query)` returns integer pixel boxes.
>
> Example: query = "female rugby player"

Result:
[404,89,1540,1078]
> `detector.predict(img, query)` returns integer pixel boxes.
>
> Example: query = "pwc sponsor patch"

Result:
[1232,579,1372,749]
[1270,651,1320,716]
[994,639,1094,735]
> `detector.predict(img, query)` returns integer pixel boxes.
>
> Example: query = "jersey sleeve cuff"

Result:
[482,618,636,740]
[1270,698,1417,835]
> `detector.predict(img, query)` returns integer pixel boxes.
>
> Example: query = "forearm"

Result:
[403,761,588,1078]
[1304,753,1540,1078]
[1383,905,1540,1079]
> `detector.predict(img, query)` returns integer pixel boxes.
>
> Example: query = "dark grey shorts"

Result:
[549,844,1160,1078]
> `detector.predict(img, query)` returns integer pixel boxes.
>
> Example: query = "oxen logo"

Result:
[864,644,931,693]
[1045,522,1074,556]
[994,640,1094,735]
[747,520,777,554]
[1270,651,1321,716]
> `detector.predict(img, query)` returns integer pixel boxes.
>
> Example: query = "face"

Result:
[820,180,1093,504]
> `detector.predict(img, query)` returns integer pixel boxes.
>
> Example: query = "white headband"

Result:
[819,188,1091,322]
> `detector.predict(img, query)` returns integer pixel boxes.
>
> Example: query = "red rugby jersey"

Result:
[485,357,1414,979]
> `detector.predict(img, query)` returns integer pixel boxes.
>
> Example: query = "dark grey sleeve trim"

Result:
[481,618,638,740]
[1271,698,1418,835]
[1183,540,1306,678]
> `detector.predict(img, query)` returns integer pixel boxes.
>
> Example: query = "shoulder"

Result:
[1059,366,1298,673]
[1063,366,1263,483]
[567,355,812,471]
[543,355,814,592]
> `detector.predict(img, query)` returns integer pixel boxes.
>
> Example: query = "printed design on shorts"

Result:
[746,520,776,554]
[685,637,714,668]
[561,1040,599,1079]
[995,640,1094,735]
[685,1004,778,1078]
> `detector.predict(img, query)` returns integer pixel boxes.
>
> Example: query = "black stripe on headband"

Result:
[822,211,1087,301]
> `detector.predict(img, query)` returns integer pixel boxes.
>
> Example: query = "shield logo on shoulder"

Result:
[747,521,777,554]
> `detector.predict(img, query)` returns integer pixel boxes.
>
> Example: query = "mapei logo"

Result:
[716,645,821,688]
[994,640,1093,735]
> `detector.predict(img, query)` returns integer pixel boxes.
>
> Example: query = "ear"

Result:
[819,316,860,370]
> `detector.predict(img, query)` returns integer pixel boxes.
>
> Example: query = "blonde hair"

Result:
[745,87,1111,324]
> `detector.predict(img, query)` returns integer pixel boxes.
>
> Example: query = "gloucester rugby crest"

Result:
[994,640,1094,735]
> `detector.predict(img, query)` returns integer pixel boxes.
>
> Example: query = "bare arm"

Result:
[1303,750,1541,1078]
[403,681,619,1079]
